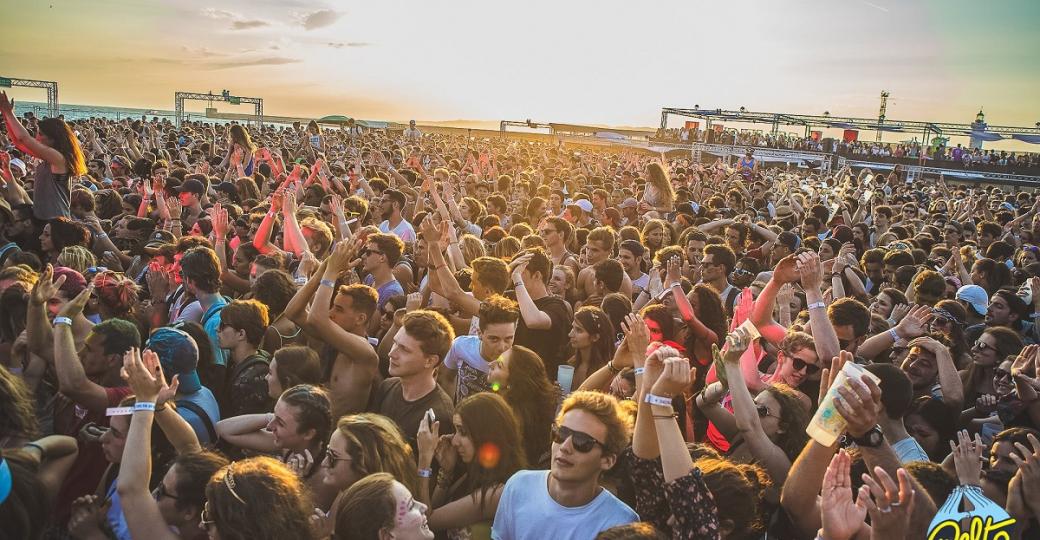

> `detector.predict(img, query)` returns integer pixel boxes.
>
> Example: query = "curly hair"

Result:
[92,270,139,320]
[696,457,771,540]
[205,457,315,540]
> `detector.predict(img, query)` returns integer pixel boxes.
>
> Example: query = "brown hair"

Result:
[455,393,527,510]
[402,310,455,360]
[220,299,271,346]
[333,472,397,540]
[472,256,510,294]
[271,347,322,391]
[696,457,771,540]
[335,414,419,494]
[557,391,629,456]
[205,457,315,540]
[764,383,811,461]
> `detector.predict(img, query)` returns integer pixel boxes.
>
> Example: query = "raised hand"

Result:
[665,255,682,285]
[773,254,801,284]
[30,265,66,305]
[621,313,650,367]
[722,326,753,365]
[1007,433,1040,518]
[416,411,440,468]
[650,356,694,399]
[796,251,824,291]
[889,303,910,324]
[895,305,934,339]
[326,237,363,273]
[165,196,182,220]
[405,292,423,312]
[121,347,177,404]
[285,449,315,478]
[833,363,882,438]
[212,203,229,239]
[950,429,984,487]
[820,450,867,540]
[57,283,94,319]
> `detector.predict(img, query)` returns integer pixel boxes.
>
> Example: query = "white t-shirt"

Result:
[379,219,416,243]
[492,470,637,540]
[443,335,491,402]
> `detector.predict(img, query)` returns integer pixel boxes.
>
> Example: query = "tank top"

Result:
[33,161,72,220]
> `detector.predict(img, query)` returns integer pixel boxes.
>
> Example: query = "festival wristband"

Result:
[320,278,336,289]
[633,367,646,375]
[418,468,433,478]
[106,406,134,416]
[807,301,826,310]
[888,328,900,342]
[133,402,156,412]
[53,316,73,327]
[644,393,673,407]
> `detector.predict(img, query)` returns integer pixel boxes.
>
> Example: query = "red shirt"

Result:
[52,386,133,522]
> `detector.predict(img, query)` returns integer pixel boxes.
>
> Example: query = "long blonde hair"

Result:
[645,162,675,206]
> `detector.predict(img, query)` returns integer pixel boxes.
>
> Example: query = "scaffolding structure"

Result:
[174,90,262,128]
[660,105,1040,146]
[0,76,58,117]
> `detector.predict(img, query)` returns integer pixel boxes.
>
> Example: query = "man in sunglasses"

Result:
[492,391,637,539]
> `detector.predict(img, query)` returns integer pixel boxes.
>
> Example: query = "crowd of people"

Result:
[657,126,1040,174]
[3,86,1040,540]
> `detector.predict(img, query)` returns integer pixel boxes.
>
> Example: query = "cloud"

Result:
[231,19,270,30]
[180,46,228,58]
[201,8,235,19]
[301,9,341,30]
[208,56,301,70]
[327,42,370,48]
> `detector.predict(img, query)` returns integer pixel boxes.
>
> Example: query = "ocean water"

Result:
[12,101,265,125]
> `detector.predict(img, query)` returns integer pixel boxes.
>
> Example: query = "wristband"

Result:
[320,278,336,289]
[1031,312,1040,319]
[668,281,682,289]
[96,232,108,239]
[418,468,433,478]
[888,327,900,342]
[807,301,826,310]
[23,442,44,454]
[633,367,646,375]
[513,281,525,288]
[644,393,673,407]
[133,402,156,412]
[295,277,308,285]
[53,316,73,327]
[886,317,898,327]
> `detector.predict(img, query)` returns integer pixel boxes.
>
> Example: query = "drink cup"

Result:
[557,365,575,394]
[806,362,880,446]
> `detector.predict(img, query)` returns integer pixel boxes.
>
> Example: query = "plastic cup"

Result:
[557,365,575,394]
[806,361,880,447]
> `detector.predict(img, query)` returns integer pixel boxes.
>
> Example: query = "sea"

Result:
[12,100,268,125]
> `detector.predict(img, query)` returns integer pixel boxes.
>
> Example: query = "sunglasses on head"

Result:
[551,425,605,453]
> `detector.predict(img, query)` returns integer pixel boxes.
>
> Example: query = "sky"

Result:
[3,0,1039,149]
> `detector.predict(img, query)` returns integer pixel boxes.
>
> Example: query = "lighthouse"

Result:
[969,109,987,150]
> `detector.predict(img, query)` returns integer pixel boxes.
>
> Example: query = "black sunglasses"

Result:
[791,357,820,375]
[551,425,605,453]
[994,368,1012,380]
[153,482,180,501]
[756,404,778,419]
[975,340,994,352]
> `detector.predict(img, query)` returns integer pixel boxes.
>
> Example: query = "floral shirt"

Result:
[622,448,720,540]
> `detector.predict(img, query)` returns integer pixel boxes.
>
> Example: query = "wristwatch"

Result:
[849,425,885,448]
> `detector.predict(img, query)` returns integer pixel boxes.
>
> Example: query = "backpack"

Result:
[175,399,217,446]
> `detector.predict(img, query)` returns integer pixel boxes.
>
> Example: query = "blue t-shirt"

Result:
[492,470,637,540]
[202,297,230,367]
[892,436,929,464]
[176,387,221,445]
[105,481,132,540]
[364,276,405,310]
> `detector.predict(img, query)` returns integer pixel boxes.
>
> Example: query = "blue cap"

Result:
[956,285,989,317]
[147,327,202,393]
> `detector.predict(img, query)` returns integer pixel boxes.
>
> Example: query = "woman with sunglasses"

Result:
[697,327,810,487]
[416,392,526,539]
[116,347,229,540]
[930,300,972,369]
[960,327,1023,410]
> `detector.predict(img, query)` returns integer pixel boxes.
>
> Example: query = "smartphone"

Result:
[425,408,436,426]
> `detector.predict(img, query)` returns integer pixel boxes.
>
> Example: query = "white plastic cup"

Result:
[806,362,881,447]
[557,365,575,394]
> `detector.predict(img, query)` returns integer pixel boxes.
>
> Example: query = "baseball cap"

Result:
[956,284,989,317]
[52,267,88,298]
[147,327,202,393]
[8,158,26,176]
[177,178,206,196]
[144,230,176,253]
[618,198,639,209]
[570,199,593,213]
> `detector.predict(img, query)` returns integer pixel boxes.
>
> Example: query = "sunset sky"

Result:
[3,0,1039,149]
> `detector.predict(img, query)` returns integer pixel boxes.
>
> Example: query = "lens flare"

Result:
[478,442,501,469]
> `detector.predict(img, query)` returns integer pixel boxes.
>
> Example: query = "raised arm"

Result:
[722,328,793,484]
[797,252,840,364]
[52,285,108,412]
[510,253,552,330]
[1,93,67,168]
[116,348,182,540]
[281,191,309,258]
[214,413,278,453]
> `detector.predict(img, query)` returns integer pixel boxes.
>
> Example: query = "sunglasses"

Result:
[361,248,384,257]
[551,425,605,453]
[838,339,854,350]
[994,368,1012,381]
[756,404,778,419]
[975,340,995,352]
[790,357,820,375]
[323,448,351,466]
[153,482,180,502]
